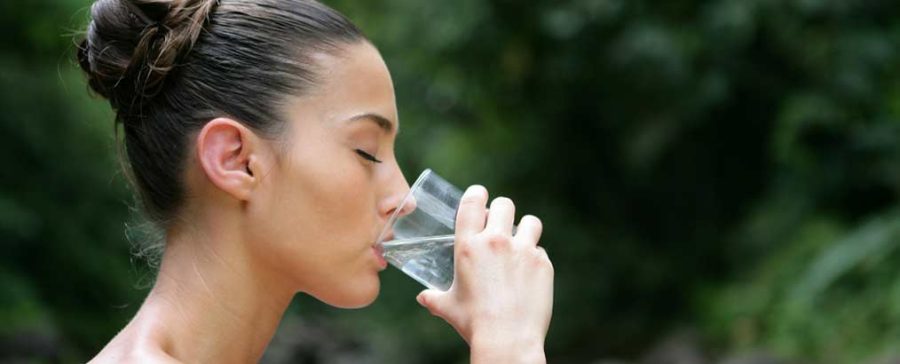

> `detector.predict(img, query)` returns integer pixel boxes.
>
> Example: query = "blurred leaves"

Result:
[0,1,145,361]
[704,212,900,362]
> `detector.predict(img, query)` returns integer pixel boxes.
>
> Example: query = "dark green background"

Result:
[2,0,898,363]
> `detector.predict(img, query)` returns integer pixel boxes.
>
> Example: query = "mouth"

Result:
[372,222,395,270]
[372,245,388,270]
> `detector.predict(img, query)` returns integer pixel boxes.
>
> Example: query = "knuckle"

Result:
[534,248,553,268]
[530,250,545,264]
[483,231,512,250]
[457,240,475,258]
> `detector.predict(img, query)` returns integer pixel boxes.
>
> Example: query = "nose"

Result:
[377,166,417,220]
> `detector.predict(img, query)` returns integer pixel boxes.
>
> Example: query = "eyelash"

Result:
[355,149,383,164]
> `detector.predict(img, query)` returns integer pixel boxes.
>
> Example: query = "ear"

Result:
[196,118,264,201]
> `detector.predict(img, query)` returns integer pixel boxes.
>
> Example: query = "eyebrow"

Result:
[346,113,396,134]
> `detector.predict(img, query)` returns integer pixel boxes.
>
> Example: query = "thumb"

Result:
[416,289,451,318]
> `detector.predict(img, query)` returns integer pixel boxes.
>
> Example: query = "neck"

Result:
[135,214,295,363]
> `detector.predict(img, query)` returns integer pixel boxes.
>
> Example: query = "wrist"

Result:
[470,332,546,364]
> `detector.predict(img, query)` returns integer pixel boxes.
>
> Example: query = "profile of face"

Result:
[214,42,412,308]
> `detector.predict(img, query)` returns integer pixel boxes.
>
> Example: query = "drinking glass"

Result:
[376,169,462,291]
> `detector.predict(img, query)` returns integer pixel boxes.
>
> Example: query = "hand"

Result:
[416,185,554,364]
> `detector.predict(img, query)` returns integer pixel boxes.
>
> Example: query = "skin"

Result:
[90,41,553,364]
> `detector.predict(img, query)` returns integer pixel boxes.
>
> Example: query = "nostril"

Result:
[383,197,415,220]
[398,195,417,217]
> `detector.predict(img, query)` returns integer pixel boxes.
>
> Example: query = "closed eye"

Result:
[355,149,383,163]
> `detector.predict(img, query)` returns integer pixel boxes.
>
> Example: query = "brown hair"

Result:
[77,0,365,224]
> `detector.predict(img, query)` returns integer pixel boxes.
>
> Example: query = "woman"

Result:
[77,0,554,362]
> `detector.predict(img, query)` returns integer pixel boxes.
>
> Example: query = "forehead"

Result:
[298,42,398,129]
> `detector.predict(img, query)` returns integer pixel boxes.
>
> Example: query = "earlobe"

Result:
[196,118,261,201]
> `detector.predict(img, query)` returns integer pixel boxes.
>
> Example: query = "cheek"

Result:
[285,145,373,233]
[247,134,378,286]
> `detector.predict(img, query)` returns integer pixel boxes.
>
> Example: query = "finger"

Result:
[514,215,543,247]
[535,246,554,275]
[535,246,549,261]
[455,185,488,239]
[485,197,515,234]
[416,289,451,319]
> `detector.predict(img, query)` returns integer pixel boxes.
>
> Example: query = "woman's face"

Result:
[246,42,410,308]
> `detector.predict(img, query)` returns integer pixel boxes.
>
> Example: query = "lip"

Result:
[374,230,395,247]
[372,245,388,270]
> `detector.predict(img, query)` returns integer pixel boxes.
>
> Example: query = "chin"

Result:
[312,276,381,309]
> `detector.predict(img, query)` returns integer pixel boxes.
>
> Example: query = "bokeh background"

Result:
[2,0,899,363]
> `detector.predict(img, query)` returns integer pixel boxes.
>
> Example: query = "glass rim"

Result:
[375,168,433,246]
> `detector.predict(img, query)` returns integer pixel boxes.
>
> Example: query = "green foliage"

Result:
[703,213,900,362]
[1,0,897,362]
[0,1,148,361]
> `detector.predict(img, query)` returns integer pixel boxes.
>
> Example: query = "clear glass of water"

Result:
[376,169,462,291]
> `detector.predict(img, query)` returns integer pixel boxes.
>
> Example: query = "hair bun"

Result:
[78,0,217,112]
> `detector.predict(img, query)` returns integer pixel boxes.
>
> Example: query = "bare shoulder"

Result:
[90,348,180,364]
[88,321,180,364]
[89,339,181,364]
